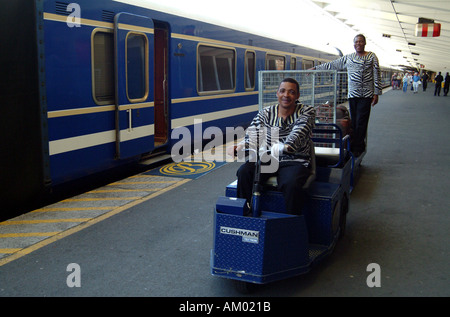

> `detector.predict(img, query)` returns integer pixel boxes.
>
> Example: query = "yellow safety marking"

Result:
[31,207,112,212]
[0,249,22,254]
[110,180,178,185]
[0,232,59,238]
[0,178,191,266]
[129,175,160,178]
[88,189,159,193]
[158,161,216,176]
[62,197,141,202]
[0,219,92,225]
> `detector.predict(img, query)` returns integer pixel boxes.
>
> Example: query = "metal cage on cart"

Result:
[257,70,350,147]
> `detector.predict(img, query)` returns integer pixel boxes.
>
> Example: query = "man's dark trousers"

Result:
[349,97,372,154]
[236,161,310,215]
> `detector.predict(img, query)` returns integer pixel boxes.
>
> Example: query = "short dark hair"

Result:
[280,78,300,94]
[354,34,366,44]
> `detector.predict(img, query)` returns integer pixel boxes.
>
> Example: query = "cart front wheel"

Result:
[339,194,349,238]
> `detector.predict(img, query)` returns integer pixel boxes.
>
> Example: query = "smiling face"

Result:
[353,35,366,54]
[276,81,300,110]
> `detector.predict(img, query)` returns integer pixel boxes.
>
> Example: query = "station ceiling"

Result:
[310,0,450,73]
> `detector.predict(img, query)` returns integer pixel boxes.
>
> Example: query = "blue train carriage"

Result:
[1,0,342,217]
[211,70,354,292]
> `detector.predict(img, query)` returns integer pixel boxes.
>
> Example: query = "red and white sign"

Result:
[415,23,441,37]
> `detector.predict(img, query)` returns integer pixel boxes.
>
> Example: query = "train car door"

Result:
[153,22,169,146]
[114,13,155,159]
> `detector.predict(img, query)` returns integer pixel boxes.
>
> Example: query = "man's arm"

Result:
[314,55,348,71]
[284,105,316,152]
[372,53,382,106]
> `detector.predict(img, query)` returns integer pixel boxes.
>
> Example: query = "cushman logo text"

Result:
[220,226,259,243]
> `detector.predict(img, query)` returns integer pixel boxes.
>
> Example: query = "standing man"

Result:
[312,34,382,156]
[434,72,443,96]
[227,78,315,215]
[421,72,429,92]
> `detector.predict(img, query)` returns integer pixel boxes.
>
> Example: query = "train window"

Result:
[245,51,256,90]
[266,54,285,70]
[302,59,314,70]
[197,45,236,94]
[291,57,297,70]
[126,33,149,102]
[92,29,115,105]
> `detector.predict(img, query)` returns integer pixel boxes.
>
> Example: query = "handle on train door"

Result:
[127,109,133,132]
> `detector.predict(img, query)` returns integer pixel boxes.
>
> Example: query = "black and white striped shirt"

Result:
[316,52,382,98]
[242,102,315,165]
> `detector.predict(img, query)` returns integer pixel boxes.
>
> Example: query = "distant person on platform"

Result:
[444,72,450,96]
[311,34,382,157]
[402,74,409,93]
[434,72,444,96]
[412,72,421,94]
[421,72,429,92]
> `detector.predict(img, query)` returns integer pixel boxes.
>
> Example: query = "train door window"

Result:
[266,54,285,70]
[302,59,314,70]
[197,44,236,94]
[290,57,297,70]
[92,29,115,105]
[245,50,256,90]
[126,33,149,102]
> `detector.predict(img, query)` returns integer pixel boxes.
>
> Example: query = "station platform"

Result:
[0,86,448,297]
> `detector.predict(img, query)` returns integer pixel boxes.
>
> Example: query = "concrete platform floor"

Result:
[0,86,448,297]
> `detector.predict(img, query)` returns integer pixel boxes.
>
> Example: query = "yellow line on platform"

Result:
[0,219,92,225]
[110,181,178,185]
[89,189,159,193]
[0,178,191,266]
[31,207,113,212]
[0,232,60,238]
[62,197,141,202]
[0,249,22,254]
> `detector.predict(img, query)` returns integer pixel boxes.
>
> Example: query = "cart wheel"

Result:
[331,200,341,236]
[339,194,349,238]
[233,280,255,294]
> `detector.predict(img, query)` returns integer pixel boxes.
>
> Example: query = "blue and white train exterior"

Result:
[0,0,393,217]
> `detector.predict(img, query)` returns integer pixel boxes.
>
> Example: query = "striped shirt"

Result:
[241,102,315,165]
[316,52,382,98]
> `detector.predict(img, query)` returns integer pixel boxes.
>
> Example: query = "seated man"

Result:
[227,78,315,215]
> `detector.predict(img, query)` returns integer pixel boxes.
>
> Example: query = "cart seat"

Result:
[311,123,349,167]
[265,140,316,190]
[314,147,342,166]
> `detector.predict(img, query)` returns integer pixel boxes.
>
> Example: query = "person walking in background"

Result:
[444,72,450,96]
[396,73,402,90]
[391,73,398,89]
[311,34,381,157]
[412,72,420,94]
[434,72,444,96]
[402,73,409,92]
[421,72,429,92]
